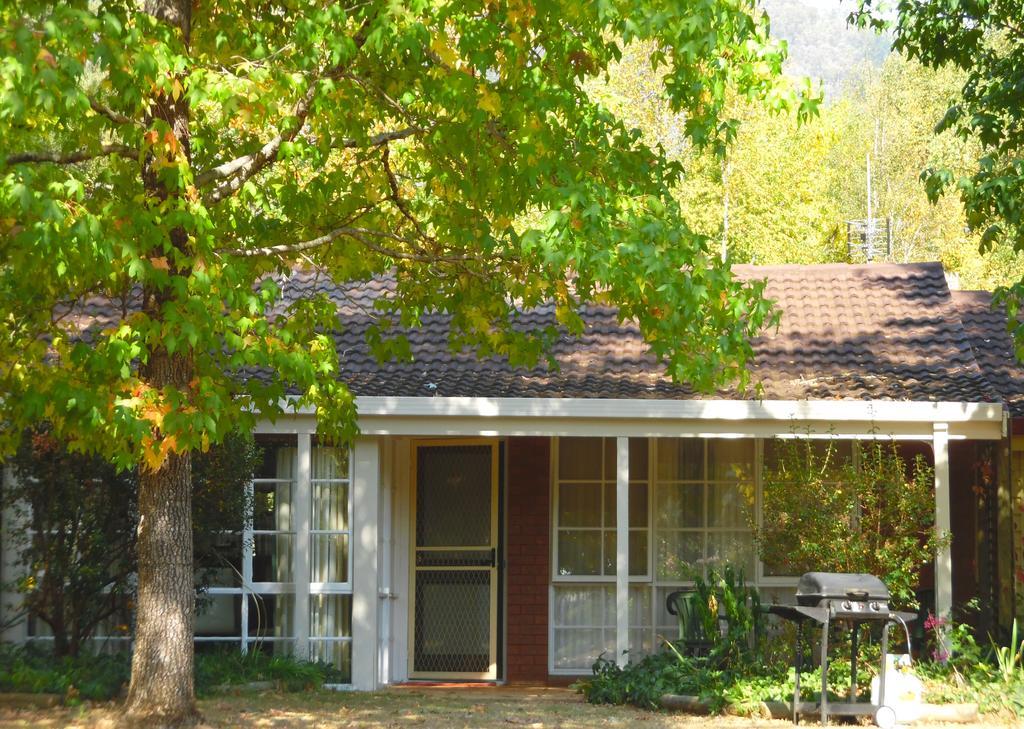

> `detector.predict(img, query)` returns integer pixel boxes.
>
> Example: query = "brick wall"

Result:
[505,437,551,683]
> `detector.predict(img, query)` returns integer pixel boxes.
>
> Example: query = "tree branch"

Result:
[381,144,435,244]
[196,126,421,190]
[88,96,140,127]
[4,144,135,166]
[200,82,319,204]
[200,11,383,205]
[222,225,473,262]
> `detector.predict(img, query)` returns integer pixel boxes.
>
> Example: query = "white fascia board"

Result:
[262,397,1004,440]
[349,396,1003,424]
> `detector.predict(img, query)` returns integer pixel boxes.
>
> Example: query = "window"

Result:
[195,435,353,680]
[551,585,651,671]
[553,437,649,579]
[246,440,296,652]
[196,436,296,653]
[653,438,756,582]
[550,437,761,674]
[310,594,352,679]
[311,446,351,587]
[308,444,352,676]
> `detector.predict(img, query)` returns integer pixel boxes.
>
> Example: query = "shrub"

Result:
[0,643,130,701]
[194,649,346,695]
[2,428,259,656]
[686,566,763,664]
[756,437,943,608]
[0,643,345,702]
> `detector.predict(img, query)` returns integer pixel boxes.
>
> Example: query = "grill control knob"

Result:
[842,600,852,611]
[870,601,880,611]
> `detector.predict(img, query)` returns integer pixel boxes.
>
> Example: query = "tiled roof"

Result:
[59,262,1007,404]
[952,290,1024,417]
[267,261,999,403]
[736,263,997,403]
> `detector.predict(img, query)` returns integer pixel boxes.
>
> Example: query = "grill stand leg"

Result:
[879,620,889,708]
[794,621,803,725]
[850,622,859,703]
[820,617,830,726]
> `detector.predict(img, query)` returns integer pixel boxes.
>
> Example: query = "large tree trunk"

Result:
[124,0,197,724]
[123,421,197,726]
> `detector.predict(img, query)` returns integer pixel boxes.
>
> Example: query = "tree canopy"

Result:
[0,0,814,723]
[0,0,815,469]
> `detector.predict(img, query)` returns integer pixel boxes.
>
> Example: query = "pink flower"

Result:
[925,610,946,630]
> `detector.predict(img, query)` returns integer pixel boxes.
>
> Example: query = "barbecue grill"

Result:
[767,572,917,727]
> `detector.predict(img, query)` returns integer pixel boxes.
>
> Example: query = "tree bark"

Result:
[122,384,196,724]
[123,0,198,725]
[123,395,198,726]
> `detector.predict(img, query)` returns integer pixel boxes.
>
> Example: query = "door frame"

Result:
[407,438,500,680]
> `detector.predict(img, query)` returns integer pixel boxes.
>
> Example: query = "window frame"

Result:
[550,437,653,583]
[651,437,757,587]
[198,439,355,662]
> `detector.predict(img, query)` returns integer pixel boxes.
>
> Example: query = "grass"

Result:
[0,686,1016,728]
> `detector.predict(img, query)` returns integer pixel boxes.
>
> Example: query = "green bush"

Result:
[915,611,1024,719]
[194,649,346,695]
[0,643,345,702]
[578,570,895,715]
[0,643,130,701]
[578,645,867,715]
[757,437,941,609]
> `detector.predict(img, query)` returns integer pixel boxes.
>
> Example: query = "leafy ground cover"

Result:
[576,571,1024,724]
[0,645,345,702]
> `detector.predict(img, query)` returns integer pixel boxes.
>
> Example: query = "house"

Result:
[0,261,1017,689]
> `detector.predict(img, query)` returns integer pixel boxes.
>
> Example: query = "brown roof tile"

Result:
[952,290,1024,417]
[61,262,1005,404]
[271,262,998,403]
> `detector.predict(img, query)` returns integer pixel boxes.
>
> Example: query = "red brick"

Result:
[505,437,551,683]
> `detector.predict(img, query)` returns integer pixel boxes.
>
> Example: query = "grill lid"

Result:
[795,572,889,605]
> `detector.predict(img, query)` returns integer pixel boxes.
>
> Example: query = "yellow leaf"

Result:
[430,36,459,67]
[141,403,168,428]
[171,78,183,102]
[142,443,165,472]
[36,48,56,68]
[507,0,535,27]
[478,86,502,116]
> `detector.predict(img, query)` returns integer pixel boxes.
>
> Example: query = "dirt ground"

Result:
[0,686,1015,728]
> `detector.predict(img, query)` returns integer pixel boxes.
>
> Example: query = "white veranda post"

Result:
[352,437,380,690]
[615,437,629,668]
[293,433,312,660]
[933,423,952,621]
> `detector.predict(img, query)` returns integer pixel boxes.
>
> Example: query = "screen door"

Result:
[410,440,499,679]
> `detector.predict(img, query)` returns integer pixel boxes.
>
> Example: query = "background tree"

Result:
[0,0,814,723]
[2,430,258,659]
[854,0,1024,349]
[593,7,1024,288]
